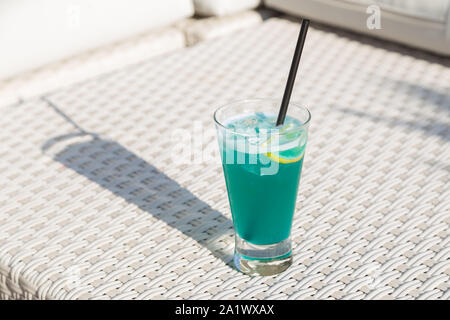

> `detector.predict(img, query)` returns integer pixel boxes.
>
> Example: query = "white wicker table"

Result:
[0,17,449,300]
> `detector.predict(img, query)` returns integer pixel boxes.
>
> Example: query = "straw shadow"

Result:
[387,80,450,114]
[337,79,450,141]
[338,108,450,142]
[336,80,450,142]
[336,104,450,173]
[41,98,235,268]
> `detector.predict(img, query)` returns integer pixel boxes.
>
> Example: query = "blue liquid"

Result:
[219,113,306,245]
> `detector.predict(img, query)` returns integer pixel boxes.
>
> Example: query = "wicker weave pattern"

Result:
[0,18,449,299]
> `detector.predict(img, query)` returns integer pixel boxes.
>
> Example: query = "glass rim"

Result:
[213,98,311,137]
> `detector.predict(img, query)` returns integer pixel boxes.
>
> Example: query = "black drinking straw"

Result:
[276,19,310,126]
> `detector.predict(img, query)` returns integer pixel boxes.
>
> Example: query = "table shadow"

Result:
[41,98,235,269]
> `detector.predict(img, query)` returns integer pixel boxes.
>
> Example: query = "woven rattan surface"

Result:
[0,17,449,299]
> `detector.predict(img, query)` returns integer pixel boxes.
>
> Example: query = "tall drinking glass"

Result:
[214,99,310,275]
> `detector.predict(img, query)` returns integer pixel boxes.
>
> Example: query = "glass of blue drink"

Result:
[214,99,311,275]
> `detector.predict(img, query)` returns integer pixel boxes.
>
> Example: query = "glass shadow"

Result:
[41,100,234,269]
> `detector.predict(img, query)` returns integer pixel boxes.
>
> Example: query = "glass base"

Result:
[234,235,292,276]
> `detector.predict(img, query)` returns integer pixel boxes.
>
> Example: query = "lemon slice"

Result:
[260,123,297,148]
[260,124,305,164]
[266,147,305,164]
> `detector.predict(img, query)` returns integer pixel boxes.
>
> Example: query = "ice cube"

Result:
[255,112,267,120]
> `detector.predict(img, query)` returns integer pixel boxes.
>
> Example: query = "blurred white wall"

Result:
[0,0,194,80]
